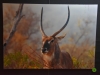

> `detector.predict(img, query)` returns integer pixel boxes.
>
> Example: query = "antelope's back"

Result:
[61,51,73,69]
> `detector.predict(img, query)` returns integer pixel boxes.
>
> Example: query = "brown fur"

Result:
[42,36,73,69]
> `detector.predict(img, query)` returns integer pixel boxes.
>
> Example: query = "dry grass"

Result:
[60,44,95,69]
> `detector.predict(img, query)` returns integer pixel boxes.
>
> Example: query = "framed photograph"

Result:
[3,3,98,69]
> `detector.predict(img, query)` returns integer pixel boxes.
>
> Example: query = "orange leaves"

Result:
[13,32,26,44]
[6,31,27,51]
[3,4,15,24]
[17,18,30,35]
[3,4,39,51]
[3,4,42,69]
[7,5,15,17]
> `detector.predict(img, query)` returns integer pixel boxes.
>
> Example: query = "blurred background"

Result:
[3,3,97,69]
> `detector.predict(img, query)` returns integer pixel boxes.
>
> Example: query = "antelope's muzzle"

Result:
[41,48,48,53]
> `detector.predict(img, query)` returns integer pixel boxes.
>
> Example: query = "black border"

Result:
[1,0,100,75]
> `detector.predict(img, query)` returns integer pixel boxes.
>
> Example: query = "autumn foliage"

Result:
[3,4,43,69]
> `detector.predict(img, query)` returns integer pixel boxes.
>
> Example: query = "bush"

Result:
[4,51,43,69]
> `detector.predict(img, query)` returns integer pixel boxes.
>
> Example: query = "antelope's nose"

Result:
[41,48,48,53]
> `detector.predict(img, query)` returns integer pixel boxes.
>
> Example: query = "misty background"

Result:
[3,4,98,47]
[24,4,98,46]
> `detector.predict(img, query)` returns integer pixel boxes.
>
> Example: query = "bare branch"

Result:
[3,4,24,50]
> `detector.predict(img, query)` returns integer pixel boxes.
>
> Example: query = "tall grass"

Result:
[4,51,43,69]
[60,44,95,69]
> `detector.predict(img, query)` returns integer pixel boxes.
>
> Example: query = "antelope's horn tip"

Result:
[68,6,69,9]
[42,7,43,9]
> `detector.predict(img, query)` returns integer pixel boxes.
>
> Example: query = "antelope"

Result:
[40,6,73,69]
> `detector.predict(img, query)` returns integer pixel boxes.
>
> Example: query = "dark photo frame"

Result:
[1,0,100,75]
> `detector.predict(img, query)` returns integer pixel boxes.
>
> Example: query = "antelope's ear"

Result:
[56,33,67,40]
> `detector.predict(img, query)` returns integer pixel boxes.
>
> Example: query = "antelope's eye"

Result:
[50,39,54,43]
[48,39,54,44]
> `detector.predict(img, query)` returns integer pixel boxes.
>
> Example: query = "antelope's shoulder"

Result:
[61,50,71,57]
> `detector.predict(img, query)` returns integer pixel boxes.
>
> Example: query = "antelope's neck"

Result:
[54,42,61,61]
[43,42,61,68]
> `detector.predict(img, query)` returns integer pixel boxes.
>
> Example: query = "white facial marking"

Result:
[45,48,48,53]
[48,41,51,44]
[44,52,54,61]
